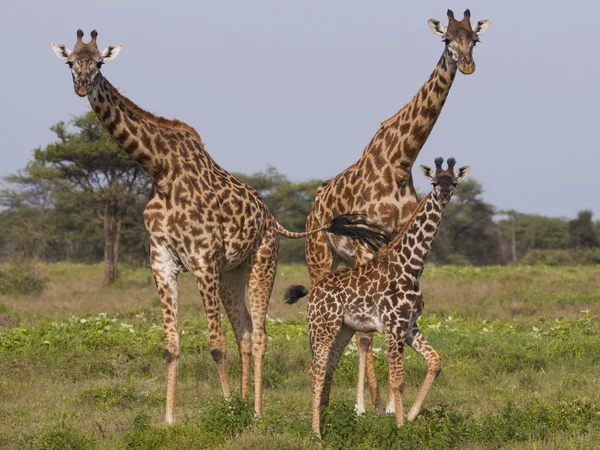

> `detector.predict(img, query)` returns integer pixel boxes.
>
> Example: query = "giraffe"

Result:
[285,157,470,437]
[303,9,490,415]
[51,30,390,424]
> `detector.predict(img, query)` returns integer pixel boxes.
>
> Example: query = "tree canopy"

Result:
[1,110,598,268]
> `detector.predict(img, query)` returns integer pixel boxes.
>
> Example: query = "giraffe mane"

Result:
[107,79,206,148]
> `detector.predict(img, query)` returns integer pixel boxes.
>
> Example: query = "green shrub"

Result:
[0,261,47,296]
[199,394,255,438]
[27,419,95,450]
[518,248,600,266]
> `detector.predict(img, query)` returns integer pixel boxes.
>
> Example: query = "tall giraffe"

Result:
[304,9,489,414]
[51,30,390,424]
[286,157,470,437]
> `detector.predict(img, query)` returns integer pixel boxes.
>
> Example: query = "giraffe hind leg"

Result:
[406,324,441,422]
[321,324,355,411]
[192,261,231,401]
[247,227,278,418]
[356,332,385,415]
[220,263,252,399]
[310,323,352,438]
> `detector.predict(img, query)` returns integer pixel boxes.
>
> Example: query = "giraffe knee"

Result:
[211,349,224,364]
[252,329,267,354]
[358,335,371,351]
[429,356,442,376]
[164,349,180,364]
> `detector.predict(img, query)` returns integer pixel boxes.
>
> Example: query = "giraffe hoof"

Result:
[407,409,419,422]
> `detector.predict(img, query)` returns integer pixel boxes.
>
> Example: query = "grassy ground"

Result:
[0,263,599,449]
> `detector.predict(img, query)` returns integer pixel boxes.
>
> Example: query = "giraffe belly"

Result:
[343,310,384,333]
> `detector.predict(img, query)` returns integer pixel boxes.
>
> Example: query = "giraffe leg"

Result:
[305,216,334,283]
[149,245,181,424]
[247,227,278,417]
[310,341,331,439]
[356,332,385,415]
[309,322,345,438]
[406,324,442,422]
[355,333,367,415]
[321,324,355,412]
[220,263,252,399]
[192,262,230,401]
[385,327,406,427]
[386,375,396,413]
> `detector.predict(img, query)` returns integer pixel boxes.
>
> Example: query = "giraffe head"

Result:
[420,157,469,205]
[52,30,122,97]
[427,9,490,75]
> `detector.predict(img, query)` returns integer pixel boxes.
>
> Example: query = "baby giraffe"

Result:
[285,157,469,437]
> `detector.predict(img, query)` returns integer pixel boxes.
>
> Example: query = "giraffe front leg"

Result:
[150,245,181,424]
[385,327,406,427]
[193,263,230,401]
[406,324,441,422]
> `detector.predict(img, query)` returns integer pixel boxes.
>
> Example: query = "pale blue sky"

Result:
[1,1,598,218]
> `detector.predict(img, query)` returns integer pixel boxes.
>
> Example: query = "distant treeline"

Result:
[1,111,599,280]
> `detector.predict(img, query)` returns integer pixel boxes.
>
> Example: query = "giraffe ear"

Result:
[101,44,122,63]
[455,166,470,182]
[420,165,435,182]
[427,19,447,37]
[473,20,490,35]
[51,43,72,61]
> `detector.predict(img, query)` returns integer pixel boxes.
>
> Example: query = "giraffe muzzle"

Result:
[75,85,88,97]
[458,61,475,75]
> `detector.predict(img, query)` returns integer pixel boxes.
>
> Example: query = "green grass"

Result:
[1,263,599,448]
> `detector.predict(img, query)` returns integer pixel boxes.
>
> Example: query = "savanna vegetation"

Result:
[0,263,599,449]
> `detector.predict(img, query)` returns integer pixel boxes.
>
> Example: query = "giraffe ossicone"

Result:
[51,29,390,425]
[285,157,470,437]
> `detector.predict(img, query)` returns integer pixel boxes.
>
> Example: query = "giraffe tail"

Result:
[275,213,391,253]
[283,285,309,304]
[326,214,391,253]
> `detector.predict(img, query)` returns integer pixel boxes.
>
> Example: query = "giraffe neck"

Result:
[388,192,445,276]
[87,73,205,182]
[359,50,457,186]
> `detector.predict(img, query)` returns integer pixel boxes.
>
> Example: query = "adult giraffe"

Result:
[304,9,490,414]
[51,30,389,424]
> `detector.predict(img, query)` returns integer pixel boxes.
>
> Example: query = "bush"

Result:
[0,261,47,296]
[199,394,255,438]
[27,419,95,450]
[518,248,600,266]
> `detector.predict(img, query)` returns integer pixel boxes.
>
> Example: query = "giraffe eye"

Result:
[96,61,103,69]
[66,61,73,68]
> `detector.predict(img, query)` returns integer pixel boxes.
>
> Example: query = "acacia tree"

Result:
[32,111,151,283]
[430,179,502,265]
[568,210,599,249]
[236,166,323,262]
